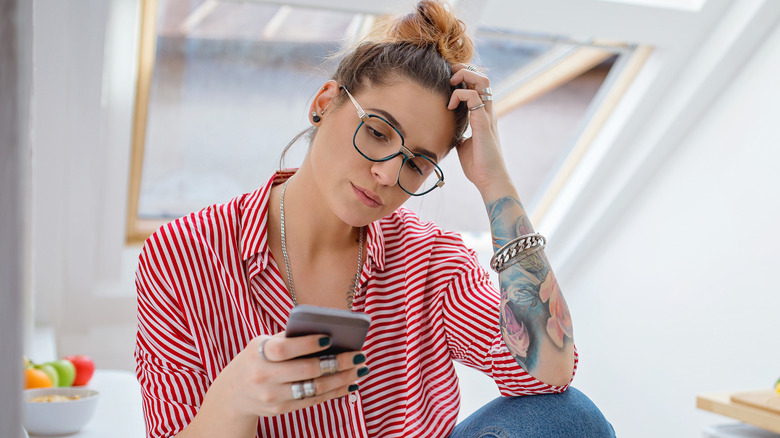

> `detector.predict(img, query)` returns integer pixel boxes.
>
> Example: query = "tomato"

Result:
[63,355,95,386]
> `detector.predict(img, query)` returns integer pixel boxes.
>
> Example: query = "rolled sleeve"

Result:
[134,232,211,438]
[442,251,577,396]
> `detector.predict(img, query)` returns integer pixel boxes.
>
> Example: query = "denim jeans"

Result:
[449,387,616,438]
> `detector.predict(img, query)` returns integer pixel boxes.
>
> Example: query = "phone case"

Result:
[285,305,371,357]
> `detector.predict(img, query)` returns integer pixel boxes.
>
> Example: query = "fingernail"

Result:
[357,366,370,377]
[352,354,366,365]
[319,336,331,347]
[348,384,359,392]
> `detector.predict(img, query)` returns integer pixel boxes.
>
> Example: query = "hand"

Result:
[448,64,515,202]
[192,333,368,434]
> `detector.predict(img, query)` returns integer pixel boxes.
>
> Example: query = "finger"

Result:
[274,351,367,383]
[448,88,489,113]
[451,63,488,78]
[278,367,369,400]
[306,365,369,397]
[255,332,331,363]
[449,68,490,90]
[255,365,369,416]
[268,364,369,405]
[282,381,358,412]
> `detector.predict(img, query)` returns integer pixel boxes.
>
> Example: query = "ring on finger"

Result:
[291,381,305,400]
[319,355,338,376]
[481,87,493,95]
[469,103,486,112]
[480,94,493,102]
[303,379,316,398]
[465,64,479,72]
[258,338,271,362]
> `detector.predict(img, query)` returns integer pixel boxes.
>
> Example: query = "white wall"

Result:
[30,0,140,370]
[559,19,780,438]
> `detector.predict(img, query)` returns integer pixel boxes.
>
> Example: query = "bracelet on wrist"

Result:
[489,233,546,273]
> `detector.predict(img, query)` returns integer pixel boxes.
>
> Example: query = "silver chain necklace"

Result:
[280,178,364,309]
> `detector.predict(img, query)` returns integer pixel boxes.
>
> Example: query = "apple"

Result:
[63,355,95,386]
[47,359,76,387]
[34,363,59,387]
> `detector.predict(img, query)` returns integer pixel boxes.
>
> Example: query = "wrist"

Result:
[478,174,517,204]
[193,380,258,436]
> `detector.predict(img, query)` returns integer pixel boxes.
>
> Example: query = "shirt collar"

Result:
[239,169,387,271]
[366,221,385,271]
[239,170,294,265]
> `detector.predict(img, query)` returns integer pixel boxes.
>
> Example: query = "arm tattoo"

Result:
[487,197,574,372]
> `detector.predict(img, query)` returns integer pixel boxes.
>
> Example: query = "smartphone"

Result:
[285,305,371,357]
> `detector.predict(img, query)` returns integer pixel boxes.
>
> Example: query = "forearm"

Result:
[173,371,258,438]
[174,398,257,438]
[485,190,575,387]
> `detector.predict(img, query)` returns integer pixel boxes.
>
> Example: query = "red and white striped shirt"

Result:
[135,171,575,438]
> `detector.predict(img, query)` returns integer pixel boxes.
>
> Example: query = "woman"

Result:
[134,1,614,436]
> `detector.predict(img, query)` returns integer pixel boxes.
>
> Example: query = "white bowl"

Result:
[23,387,99,436]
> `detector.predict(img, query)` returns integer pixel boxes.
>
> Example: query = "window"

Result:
[128,0,648,242]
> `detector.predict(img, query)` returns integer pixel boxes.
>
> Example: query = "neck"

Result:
[272,168,360,260]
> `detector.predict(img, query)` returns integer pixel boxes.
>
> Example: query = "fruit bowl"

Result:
[23,387,99,436]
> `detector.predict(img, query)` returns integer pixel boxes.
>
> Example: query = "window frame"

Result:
[126,0,649,244]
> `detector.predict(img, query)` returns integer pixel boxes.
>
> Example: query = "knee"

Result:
[552,387,614,434]
[456,387,615,437]
[508,387,615,437]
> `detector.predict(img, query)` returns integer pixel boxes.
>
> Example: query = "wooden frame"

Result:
[124,0,647,244]
[530,45,652,224]
[126,0,165,244]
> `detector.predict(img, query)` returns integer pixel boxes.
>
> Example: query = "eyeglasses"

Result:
[340,86,445,196]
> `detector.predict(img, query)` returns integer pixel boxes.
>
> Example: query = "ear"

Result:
[308,80,341,125]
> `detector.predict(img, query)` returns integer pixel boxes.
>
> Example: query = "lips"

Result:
[352,184,383,208]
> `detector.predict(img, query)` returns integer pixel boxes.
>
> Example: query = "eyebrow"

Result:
[366,107,440,162]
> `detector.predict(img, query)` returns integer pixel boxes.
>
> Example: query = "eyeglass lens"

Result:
[355,117,442,195]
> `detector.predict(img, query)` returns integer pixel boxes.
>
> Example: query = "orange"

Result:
[25,367,54,389]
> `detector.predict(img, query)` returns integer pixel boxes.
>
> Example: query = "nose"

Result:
[370,157,402,187]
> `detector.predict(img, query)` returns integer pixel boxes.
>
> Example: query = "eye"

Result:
[406,159,422,175]
[406,156,436,176]
[367,126,387,141]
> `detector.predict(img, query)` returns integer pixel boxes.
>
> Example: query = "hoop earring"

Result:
[311,111,321,123]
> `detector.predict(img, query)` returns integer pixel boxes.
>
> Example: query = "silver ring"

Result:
[319,355,338,376]
[481,87,493,95]
[469,103,486,111]
[291,382,305,400]
[465,64,478,72]
[303,380,316,398]
[258,338,271,362]
[480,94,493,102]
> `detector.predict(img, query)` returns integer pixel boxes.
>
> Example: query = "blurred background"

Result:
[3,0,780,436]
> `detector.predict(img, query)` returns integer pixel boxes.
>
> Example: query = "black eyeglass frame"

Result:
[339,86,445,196]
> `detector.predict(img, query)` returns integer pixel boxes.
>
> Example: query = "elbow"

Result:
[532,344,576,388]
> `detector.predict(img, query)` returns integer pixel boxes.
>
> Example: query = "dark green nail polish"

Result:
[348,384,359,392]
[319,336,331,347]
[353,354,366,365]
[357,366,370,377]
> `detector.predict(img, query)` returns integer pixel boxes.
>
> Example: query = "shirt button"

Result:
[349,394,357,404]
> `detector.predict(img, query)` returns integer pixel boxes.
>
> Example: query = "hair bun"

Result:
[381,0,473,65]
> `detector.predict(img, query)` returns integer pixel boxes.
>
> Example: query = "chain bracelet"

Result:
[489,233,546,273]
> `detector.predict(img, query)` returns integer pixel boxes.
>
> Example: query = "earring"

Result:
[311,111,321,123]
